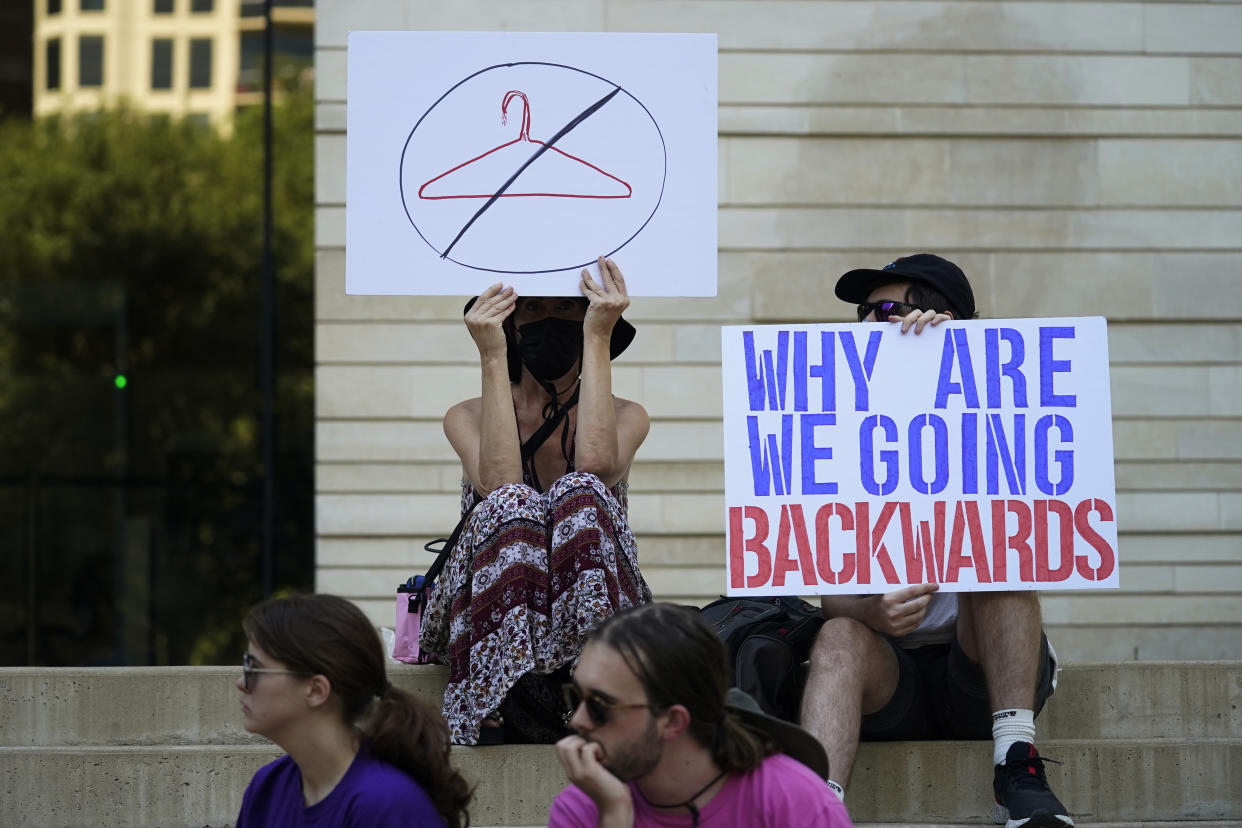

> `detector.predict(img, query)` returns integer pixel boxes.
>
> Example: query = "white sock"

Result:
[826,779,845,802]
[992,708,1036,766]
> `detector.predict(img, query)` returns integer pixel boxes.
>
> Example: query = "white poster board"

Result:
[346,31,718,296]
[721,319,1120,595]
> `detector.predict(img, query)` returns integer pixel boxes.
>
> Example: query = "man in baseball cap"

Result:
[801,254,1074,828]
[834,252,977,322]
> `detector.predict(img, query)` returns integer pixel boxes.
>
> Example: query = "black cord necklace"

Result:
[524,380,580,493]
[633,768,730,826]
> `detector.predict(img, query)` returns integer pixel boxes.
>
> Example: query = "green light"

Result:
[114,375,127,389]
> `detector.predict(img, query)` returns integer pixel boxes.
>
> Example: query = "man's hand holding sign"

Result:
[861,582,941,638]
[723,254,1098,828]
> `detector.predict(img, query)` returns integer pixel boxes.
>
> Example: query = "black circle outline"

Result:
[399,61,668,275]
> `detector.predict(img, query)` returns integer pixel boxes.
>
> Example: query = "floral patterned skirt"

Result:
[419,471,652,744]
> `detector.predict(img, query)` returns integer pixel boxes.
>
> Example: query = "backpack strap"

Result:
[412,502,476,613]
[413,401,581,611]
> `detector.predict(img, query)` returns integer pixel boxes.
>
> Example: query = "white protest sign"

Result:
[721,318,1120,596]
[346,31,717,296]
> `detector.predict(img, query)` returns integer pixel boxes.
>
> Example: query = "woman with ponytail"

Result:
[420,257,652,745]
[235,593,472,828]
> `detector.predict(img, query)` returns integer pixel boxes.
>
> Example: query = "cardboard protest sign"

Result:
[346,31,717,297]
[721,319,1119,596]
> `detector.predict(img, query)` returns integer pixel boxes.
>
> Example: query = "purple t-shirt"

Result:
[548,753,854,827]
[236,750,446,828]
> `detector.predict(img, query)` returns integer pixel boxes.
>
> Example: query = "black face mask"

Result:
[516,317,584,382]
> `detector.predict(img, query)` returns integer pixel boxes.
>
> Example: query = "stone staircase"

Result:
[2,662,1240,826]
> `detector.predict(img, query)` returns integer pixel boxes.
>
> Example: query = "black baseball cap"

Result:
[835,253,976,319]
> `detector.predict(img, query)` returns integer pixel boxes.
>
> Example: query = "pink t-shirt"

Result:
[547,753,854,828]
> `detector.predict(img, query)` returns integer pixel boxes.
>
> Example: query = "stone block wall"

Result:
[315,0,1242,661]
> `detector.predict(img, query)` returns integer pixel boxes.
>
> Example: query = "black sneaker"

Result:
[992,741,1074,828]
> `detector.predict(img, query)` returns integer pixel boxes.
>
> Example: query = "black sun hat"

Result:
[724,688,830,781]
[835,253,976,320]
[462,296,636,382]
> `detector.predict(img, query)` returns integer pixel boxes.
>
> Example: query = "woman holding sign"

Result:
[420,256,653,745]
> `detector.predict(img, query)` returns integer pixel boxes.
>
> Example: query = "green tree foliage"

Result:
[0,91,313,666]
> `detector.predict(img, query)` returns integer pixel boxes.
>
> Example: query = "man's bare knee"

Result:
[807,616,900,717]
[959,590,1042,645]
[810,617,882,669]
[962,589,1041,611]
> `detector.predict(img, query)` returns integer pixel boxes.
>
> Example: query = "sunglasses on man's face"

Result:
[561,683,657,727]
[241,652,303,692]
[857,299,920,322]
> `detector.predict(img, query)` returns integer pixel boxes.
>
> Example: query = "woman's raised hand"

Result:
[580,256,629,342]
[464,283,516,358]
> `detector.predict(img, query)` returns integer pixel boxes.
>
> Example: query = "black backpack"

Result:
[699,596,825,722]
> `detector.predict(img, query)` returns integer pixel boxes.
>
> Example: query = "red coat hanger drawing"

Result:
[418,90,633,200]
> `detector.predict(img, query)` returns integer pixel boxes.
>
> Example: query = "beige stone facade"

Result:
[314,1,1242,661]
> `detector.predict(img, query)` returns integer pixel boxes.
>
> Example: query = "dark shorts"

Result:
[859,633,1056,741]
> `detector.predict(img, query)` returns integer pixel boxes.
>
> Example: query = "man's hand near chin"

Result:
[556,734,635,828]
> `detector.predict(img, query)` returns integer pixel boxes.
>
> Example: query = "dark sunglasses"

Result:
[857,299,920,322]
[561,683,658,727]
[241,652,303,691]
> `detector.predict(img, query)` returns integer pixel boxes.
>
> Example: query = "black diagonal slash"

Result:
[440,85,623,259]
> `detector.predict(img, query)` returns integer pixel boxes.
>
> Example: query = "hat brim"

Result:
[608,317,636,360]
[834,268,908,305]
[724,688,829,780]
[462,296,635,360]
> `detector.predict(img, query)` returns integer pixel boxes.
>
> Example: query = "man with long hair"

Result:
[550,603,852,827]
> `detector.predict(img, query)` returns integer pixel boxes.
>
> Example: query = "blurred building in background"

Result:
[1,1,316,669]
[0,1,34,118]
[32,0,312,127]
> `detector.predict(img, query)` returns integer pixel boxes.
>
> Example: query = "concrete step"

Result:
[846,738,1240,824]
[0,664,447,747]
[3,661,1240,746]
[3,739,1240,827]
[1037,660,1242,742]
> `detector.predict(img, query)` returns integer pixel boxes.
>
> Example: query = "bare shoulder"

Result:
[445,396,482,420]
[443,397,482,435]
[612,396,650,451]
[612,395,646,415]
[612,395,648,422]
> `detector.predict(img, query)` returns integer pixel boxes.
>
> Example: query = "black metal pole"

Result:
[260,0,276,597]
[25,473,37,665]
[114,295,129,661]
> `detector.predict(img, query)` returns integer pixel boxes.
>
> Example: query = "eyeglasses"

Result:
[242,652,303,691]
[857,299,920,322]
[561,683,658,727]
